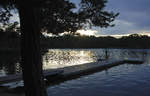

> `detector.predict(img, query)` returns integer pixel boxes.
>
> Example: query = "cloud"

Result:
[71,0,150,36]
[77,29,98,36]
[97,20,137,35]
[95,19,150,36]
[10,13,19,23]
[98,0,150,36]
[106,0,150,12]
[7,0,150,37]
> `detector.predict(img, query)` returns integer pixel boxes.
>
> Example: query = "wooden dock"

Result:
[58,59,143,80]
[0,59,144,86]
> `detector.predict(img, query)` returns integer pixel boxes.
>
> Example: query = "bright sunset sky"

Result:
[10,0,150,37]
[71,0,150,37]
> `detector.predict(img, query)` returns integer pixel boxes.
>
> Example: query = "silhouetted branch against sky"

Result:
[0,0,118,35]
[1,0,150,37]
[71,0,150,36]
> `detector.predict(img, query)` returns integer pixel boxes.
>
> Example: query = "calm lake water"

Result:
[47,63,150,96]
[0,49,150,96]
[0,48,149,76]
[46,49,150,96]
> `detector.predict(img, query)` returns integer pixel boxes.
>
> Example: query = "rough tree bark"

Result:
[17,0,47,96]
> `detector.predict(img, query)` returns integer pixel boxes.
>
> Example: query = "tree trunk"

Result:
[17,1,47,96]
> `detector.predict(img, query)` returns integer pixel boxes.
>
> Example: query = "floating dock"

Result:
[0,59,144,86]
[54,58,144,82]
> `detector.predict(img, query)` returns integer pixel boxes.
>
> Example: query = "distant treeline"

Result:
[1,28,150,49]
[41,34,150,49]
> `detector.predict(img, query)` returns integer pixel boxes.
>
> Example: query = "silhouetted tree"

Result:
[1,0,47,96]
[0,0,118,96]
[40,0,119,35]
[17,1,47,96]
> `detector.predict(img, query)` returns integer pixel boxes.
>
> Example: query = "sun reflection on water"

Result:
[42,49,96,70]
[0,49,149,76]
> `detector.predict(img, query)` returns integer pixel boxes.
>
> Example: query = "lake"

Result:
[45,49,150,96]
[0,49,150,96]
[0,49,150,76]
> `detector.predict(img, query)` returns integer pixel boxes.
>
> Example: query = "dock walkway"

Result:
[58,58,143,79]
[0,58,144,85]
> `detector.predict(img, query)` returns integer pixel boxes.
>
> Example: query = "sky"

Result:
[71,0,150,37]
[10,0,150,37]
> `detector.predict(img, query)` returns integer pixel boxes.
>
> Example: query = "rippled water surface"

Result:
[0,49,150,96]
[47,62,150,96]
[44,49,150,96]
[0,49,150,76]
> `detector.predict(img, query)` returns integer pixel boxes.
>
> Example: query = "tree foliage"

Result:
[0,0,16,24]
[0,0,119,35]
